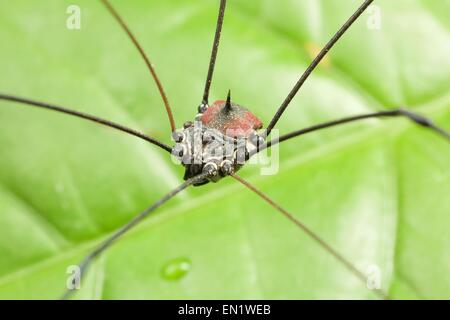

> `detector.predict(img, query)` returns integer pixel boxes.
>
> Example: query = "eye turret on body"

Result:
[171,93,265,186]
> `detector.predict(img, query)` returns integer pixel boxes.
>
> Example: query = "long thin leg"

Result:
[251,108,450,157]
[0,93,172,153]
[100,0,176,132]
[200,0,227,107]
[62,172,209,300]
[231,173,388,300]
[264,0,374,137]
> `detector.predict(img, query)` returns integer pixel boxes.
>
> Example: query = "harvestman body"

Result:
[0,0,449,299]
[173,93,265,185]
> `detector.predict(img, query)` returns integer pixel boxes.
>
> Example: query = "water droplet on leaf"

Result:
[161,257,191,281]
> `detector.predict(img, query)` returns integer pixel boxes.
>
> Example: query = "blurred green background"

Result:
[0,0,449,299]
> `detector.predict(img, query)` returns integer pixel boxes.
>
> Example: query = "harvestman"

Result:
[1,0,449,299]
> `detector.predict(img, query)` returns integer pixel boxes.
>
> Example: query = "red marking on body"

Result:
[201,100,224,125]
[201,100,263,138]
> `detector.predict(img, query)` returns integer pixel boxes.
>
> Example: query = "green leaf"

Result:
[0,0,449,299]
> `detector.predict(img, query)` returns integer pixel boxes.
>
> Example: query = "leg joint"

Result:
[397,108,433,127]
